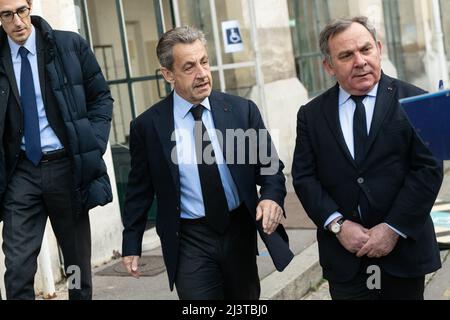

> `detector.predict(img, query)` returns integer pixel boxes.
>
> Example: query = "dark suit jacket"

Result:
[0,16,113,216]
[0,20,69,210]
[0,28,69,176]
[122,90,294,289]
[292,74,443,282]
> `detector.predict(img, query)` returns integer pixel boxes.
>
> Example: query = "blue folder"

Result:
[400,89,450,160]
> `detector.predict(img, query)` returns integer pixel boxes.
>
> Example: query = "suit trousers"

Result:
[2,155,92,300]
[328,257,425,300]
[175,204,260,300]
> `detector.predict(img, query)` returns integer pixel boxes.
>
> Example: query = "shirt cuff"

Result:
[386,223,407,239]
[324,212,344,230]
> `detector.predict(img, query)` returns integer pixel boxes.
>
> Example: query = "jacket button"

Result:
[357,177,364,184]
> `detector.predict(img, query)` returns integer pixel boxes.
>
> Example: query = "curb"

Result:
[260,242,322,300]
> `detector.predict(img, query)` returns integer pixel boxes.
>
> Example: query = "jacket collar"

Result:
[0,37,20,105]
[323,83,356,167]
[0,16,50,108]
[152,90,235,195]
[323,72,397,168]
[365,73,397,157]
[153,92,180,197]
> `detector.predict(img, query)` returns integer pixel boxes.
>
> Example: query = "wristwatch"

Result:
[330,218,345,235]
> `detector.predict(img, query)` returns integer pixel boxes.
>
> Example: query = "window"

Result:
[176,0,258,98]
[75,0,175,224]
[76,0,174,146]
[287,0,334,96]
[382,0,406,80]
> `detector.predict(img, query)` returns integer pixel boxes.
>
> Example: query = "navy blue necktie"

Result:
[19,46,42,166]
[191,105,229,233]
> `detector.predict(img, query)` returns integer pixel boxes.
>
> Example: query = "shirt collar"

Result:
[173,90,211,119]
[338,83,379,106]
[8,25,37,59]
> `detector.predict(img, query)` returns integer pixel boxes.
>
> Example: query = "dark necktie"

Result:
[351,95,368,166]
[191,105,229,233]
[19,46,42,166]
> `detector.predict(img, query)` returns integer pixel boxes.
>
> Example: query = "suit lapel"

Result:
[365,74,396,156]
[36,30,47,106]
[323,84,357,167]
[153,92,180,197]
[0,40,21,107]
[209,91,233,160]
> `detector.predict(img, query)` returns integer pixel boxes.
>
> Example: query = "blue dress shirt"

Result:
[8,26,63,153]
[173,91,240,219]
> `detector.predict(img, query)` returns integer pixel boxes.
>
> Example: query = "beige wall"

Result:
[441,0,450,58]
[327,0,350,17]
[39,0,78,31]
[254,0,297,83]
[251,0,308,174]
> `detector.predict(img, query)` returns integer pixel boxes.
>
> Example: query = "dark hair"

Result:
[319,16,377,64]
[156,26,207,70]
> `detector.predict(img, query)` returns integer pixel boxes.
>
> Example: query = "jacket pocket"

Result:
[82,174,113,212]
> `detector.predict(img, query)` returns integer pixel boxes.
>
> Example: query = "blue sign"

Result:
[222,20,244,53]
[226,27,242,45]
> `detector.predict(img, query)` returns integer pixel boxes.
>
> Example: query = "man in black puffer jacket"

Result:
[0,0,113,300]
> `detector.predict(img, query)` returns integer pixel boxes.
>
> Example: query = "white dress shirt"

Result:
[324,84,406,238]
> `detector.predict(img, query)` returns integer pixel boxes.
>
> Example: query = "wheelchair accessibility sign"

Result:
[222,20,244,53]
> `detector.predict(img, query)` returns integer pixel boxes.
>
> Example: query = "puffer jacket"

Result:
[0,16,113,215]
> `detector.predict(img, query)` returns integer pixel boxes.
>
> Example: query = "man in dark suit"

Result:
[121,26,293,299]
[292,16,443,300]
[0,0,113,300]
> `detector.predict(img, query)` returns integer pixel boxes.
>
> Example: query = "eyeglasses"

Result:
[0,6,30,23]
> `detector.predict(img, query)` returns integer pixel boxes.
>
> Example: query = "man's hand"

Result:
[356,223,399,258]
[335,220,370,253]
[122,256,141,278]
[256,200,283,235]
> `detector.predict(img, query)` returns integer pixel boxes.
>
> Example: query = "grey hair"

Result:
[157,26,207,70]
[319,16,377,64]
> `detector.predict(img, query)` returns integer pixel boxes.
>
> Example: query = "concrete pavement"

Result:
[425,250,450,300]
[302,249,450,300]
[40,191,322,300]
[38,192,450,300]
[88,191,322,300]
